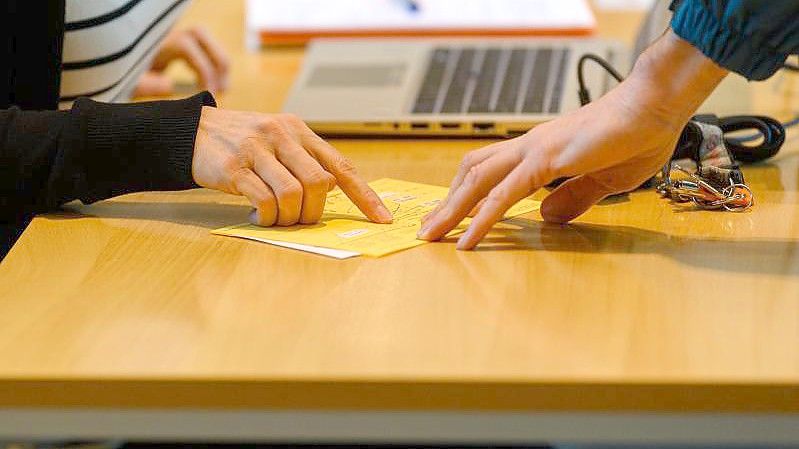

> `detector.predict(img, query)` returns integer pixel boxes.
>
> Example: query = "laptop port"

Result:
[411,123,429,130]
[473,122,495,132]
[440,123,461,130]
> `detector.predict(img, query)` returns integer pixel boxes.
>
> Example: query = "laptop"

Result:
[283,0,748,137]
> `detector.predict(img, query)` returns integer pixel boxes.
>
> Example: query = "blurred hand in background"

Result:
[134,27,230,97]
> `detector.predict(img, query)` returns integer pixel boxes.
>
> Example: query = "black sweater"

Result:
[1,0,215,257]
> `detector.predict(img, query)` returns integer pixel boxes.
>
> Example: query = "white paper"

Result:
[235,235,361,259]
[594,0,654,10]
[247,0,595,33]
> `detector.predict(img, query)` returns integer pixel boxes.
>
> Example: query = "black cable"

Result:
[726,113,798,142]
[574,52,796,164]
[715,61,798,159]
[716,115,787,163]
[576,53,625,106]
[555,53,795,190]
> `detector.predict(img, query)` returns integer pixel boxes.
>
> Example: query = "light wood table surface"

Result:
[1,0,799,444]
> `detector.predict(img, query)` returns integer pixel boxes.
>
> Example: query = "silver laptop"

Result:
[283,0,747,137]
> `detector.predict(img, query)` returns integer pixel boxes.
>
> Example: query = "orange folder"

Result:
[248,0,596,46]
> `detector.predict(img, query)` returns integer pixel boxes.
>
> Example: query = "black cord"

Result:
[575,52,797,164]
[576,53,625,106]
[716,115,787,163]
[717,60,798,160]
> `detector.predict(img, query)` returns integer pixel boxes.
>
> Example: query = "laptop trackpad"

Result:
[306,64,406,88]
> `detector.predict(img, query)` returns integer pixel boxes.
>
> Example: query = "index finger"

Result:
[301,130,393,224]
[178,34,219,91]
[417,146,522,242]
[422,142,506,224]
[190,27,231,89]
[456,157,546,250]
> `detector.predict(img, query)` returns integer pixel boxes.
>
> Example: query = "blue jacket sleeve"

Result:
[669,0,799,80]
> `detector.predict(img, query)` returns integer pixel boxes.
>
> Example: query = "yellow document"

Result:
[212,178,540,258]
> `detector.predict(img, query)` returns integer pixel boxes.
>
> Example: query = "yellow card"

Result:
[212,178,540,257]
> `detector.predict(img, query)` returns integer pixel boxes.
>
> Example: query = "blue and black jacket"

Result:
[670,0,799,80]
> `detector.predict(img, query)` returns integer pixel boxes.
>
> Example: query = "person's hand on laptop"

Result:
[192,107,394,226]
[418,30,728,250]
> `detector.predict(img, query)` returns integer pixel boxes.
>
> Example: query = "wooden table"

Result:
[1,0,799,444]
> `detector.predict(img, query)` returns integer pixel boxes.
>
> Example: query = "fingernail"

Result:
[248,209,258,224]
[456,232,474,250]
[377,205,393,224]
[417,222,432,239]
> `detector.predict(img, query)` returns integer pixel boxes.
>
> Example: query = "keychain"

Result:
[656,116,755,212]
[657,165,754,211]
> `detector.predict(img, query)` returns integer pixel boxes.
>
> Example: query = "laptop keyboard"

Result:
[412,47,571,115]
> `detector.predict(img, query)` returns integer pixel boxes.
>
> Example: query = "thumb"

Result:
[133,72,176,98]
[540,173,617,224]
[541,160,658,223]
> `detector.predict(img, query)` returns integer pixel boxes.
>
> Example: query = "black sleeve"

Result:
[1,0,64,110]
[0,92,216,254]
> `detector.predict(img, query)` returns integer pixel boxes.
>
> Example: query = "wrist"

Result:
[628,29,728,121]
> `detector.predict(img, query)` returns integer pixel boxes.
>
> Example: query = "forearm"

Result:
[625,29,729,126]
[0,92,215,220]
[0,107,72,218]
[71,92,215,204]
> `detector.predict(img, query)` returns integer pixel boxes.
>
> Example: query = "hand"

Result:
[418,30,728,250]
[134,27,230,97]
[192,108,393,226]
